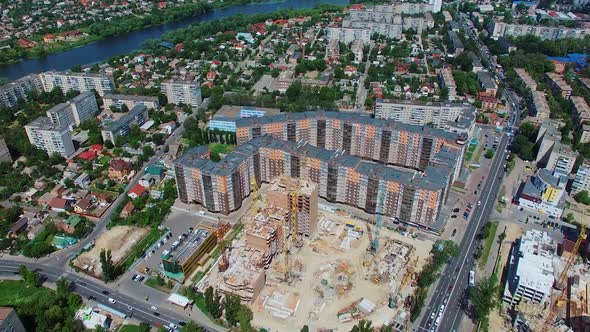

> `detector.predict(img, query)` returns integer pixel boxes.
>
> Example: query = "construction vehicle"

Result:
[370,183,386,253]
[542,225,586,331]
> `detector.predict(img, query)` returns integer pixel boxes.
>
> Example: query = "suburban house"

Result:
[49,197,71,212]
[128,184,147,199]
[108,159,133,180]
[121,201,136,218]
[8,217,28,238]
[56,215,81,234]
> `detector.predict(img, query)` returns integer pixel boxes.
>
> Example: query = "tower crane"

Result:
[542,225,586,331]
[370,182,386,253]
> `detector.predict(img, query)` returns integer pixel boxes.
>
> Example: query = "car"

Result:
[463,212,469,218]
[153,312,160,317]
[453,208,460,213]
[102,291,109,295]
[178,322,187,327]
[128,305,133,311]
[477,201,481,206]
[108,298,116,304]
[482,176,485,179]
[132,274,138,281]
[466,208,471,213]
[151,305,158,311]
[430,312,436,319]
[467,203,473,208]
[448,284,453,291]
[452,229,457,236]
[88,295,95,300]
[474,190,478,195]
[451,215,457,218]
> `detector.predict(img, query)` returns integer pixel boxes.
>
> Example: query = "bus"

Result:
[469,270,475,287]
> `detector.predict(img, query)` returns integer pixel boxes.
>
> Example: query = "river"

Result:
[0,0,348,80]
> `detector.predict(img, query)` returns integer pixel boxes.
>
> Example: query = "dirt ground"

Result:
[73,226,148,277]
[250,210,434,332]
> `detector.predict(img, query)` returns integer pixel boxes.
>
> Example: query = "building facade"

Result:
[102,94,160,111]
[39,71,115,96]
[516,168,567,218]
[0,307,26,332]
[46,91,98,128]
[0,138,12,163]
[209,106,280,133]
[175,135,459,232]
[101,104,149,143]
[0,74,43,109]
[572,160,590,194]
[489,19,590,40]
[160,79,202,108]
[24,117,75,158]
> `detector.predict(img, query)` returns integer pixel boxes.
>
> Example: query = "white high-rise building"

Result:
[572,160,590,194]
[0,74,43,109]
[46,91,98,129]
[25,117,75,158]
[160,79,202,108]
[39,71,115,96]
[429,0,442,13]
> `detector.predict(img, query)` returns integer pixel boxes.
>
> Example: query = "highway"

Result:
[416,11,522,332]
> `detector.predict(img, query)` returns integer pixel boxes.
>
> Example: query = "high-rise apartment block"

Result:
[503,230,556,306]
[39,71,115,96]
[102,94,160,111]
[25,117,75,158]
[374,99,476,135]
[572,160,590,194]
[101,105,149,143]
[0,74,43,109]
[160,78,202,108]
[46,92,98,129]
[267,176,319,238]
[488,19,590,40]
[175,135,459,232]
[235,111,467,182]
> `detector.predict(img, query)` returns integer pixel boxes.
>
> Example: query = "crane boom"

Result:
[370,183,386,253]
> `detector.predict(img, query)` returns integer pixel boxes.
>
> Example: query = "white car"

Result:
[108,298,116,304]
[477,201,481,206]
[151,305,158,311]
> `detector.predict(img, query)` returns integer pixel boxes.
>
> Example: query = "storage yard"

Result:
[197,176,434,331]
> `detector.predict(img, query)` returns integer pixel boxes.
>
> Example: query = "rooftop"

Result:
[25,116,69,132]
[515,230,556,293]
[164,228,212,265]
[546,72,573,92]
[213,105,280,120]
[103,94,158,102]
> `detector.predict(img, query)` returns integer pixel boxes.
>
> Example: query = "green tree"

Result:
[237,304,254,332]
[224,294,242,326]
[484,149,494,159]
[350,320,374,332]
[181,321,203,332]
[574,190,590,205]
[301,326,310,332]
[469,275,499,331]
[100,249,116,282]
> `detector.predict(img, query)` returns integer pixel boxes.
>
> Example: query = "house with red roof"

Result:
[349,4,365,10]
[175,43,184,52]
[206,71,217,81]
[344,66,357,76]
[49,197,70,212]
[121,201,136,218]
[43,34,56,43]
[17,39,35,49]
[158,1,166,9]
[128,184,147,199]
[89,144,103,152]
[201,81,215,89]
[77,150,97,161]
[211,60,221,68]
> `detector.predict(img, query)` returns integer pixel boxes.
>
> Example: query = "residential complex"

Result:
[516,168,567,218]
[46,92,99,128]
[161,228,217,281]
[572,96,590,134]
[175,134,460,232]
[0,74,43,109]
[488,19,590,40]
[209,105,280,132]
[447,31,464,56]
[160,78,202,108]
[503,230,556,306]
[374,99,476,135]
[101,105,149,143]
[439,67,457,101]
[535,120,578,175]
[102,94,161,111]
[39,71,115,96]
[235,111,467,181]
[24,117,75,158]
[572,160,590,194]
[527,91,550,123]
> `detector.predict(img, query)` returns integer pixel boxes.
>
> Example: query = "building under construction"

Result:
[218,243,267,303]
[267,176,319,238]
[245,208,287,267]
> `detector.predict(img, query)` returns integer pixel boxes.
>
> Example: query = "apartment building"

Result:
[477,71,498,97]
[488,19,590,40]
[39,71,115,96]
[581,124,590,144]
[514,68,537,92]
[325,26,371,45]
[527,91,550,123]
[209,105,280,132]
[160,78,202,108]
[439,67,457,101]
[571,96,590,128]
[46,91,98,128]
[503,230,556,306]
[103,94,160,111]
[0,74,43,109]
[235,111,467,182]
[545,72,573,99]
[267,176,319,238]
[545,143,578,175]
[0,307,26,332]
[25,117,75,158]
[447,31,464,56]
[161,228,216,281]
[245,209,286,267]
[101,104,148,143]
[0,138,12,163]
[572,160,590,194]
[516,168,567,217]
[534,119,578,176]
[374,99,476,136]
[175,135,457,232]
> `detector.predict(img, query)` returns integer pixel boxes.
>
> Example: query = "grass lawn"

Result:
[208,143,236,155]
[465,144,477,162]
[145,277,172,293]
[0,280,53,307]
[479,221,499,268]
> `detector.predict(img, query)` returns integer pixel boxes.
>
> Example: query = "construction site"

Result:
[197,175,434,331]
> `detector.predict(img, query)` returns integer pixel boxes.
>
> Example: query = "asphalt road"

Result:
[0,260,226,331]
[416,13,522,332]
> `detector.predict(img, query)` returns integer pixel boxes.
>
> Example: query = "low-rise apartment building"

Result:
[439,67,457,101]
[527,91,550,123]
[103,94,160,111]
[514,68,537,92]
[546,72,573,99]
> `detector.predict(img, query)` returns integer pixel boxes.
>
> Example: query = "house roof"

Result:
[66,215,81,227]
[78,150,97,161]
[9,217,28,234]
[0,307,15,320]
[129,184,147,197]
[122,201,135,214]
[109,159,132,172]
[49,197,69,209]
[89,144,103,151]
